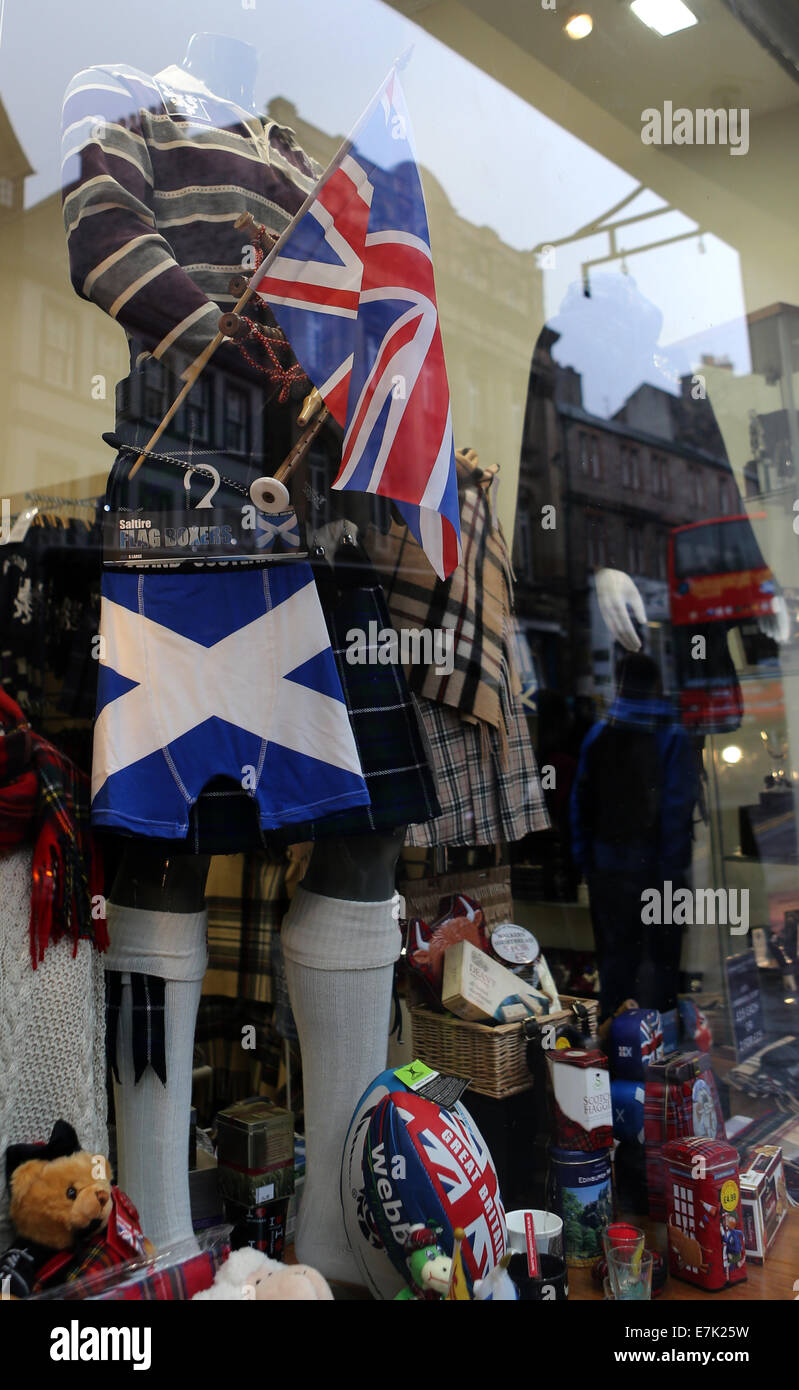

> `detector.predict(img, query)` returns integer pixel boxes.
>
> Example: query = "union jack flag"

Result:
[250,70,461,579]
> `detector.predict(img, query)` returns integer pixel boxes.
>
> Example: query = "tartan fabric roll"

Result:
[202,854,289,1006]
[405,692,549,847]
[196,854,291,1117]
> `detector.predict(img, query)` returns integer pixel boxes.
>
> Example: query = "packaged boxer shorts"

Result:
[91,563,370,838]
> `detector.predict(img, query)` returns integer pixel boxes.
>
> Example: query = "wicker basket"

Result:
[399,864,512,931]
[410,995,599,1099]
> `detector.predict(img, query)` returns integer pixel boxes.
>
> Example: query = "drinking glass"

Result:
[607,1248,653,1301]
[602,1222,645,1261]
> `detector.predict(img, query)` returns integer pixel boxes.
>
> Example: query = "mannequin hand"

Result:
[455,446,480,472]
[595,568,647,651]
[757,593,790,644]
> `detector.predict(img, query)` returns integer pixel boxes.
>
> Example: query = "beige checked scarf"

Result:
[371,468,520,762]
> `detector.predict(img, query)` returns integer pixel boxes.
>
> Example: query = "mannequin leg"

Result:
[588,871,643,1019]
[106,846,210,1249]
[282,830,404,1284]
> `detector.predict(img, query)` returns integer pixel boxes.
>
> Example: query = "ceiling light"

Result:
[565,13,593,39]
[721,745,743,764]
[630,0,697,37]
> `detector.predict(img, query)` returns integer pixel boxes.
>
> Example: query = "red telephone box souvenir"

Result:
[644,1050,725,1219]
[662,1136,747,1292]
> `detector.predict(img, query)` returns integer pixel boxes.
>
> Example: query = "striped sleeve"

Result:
[61,67,221,372]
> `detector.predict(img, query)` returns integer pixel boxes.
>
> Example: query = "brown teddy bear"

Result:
[0,1120,153,1298]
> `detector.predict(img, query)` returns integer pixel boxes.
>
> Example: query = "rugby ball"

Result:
[363,1089,506,1294]
[340,1070,507,1299]
[341,1070,407,1300]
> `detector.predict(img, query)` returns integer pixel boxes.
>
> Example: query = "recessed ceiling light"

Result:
[631,0,697,37]
[721,745,743,764]
[565,13,593,39]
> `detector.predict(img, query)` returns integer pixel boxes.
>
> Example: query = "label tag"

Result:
[525,1211,539,1279]
[103,508,305,567]
[393,1061,470,1109]
[394,1060,437,1090]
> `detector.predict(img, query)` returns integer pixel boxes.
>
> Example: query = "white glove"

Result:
[595,568,647,652]
[757,593,791,645]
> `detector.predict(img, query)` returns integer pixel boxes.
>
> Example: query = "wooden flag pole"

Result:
[127,222,275,479]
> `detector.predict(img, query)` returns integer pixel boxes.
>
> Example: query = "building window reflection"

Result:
[42,302,75,392]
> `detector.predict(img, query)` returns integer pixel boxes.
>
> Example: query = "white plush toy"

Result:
[193,1246,334,1301]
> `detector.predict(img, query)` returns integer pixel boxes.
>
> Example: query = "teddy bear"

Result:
[0,1119,153,1298]
[193,1245,333,1301]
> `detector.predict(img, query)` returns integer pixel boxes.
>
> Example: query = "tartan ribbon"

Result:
[106,970,167,1085]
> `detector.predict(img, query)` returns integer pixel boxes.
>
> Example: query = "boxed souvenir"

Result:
[739,1144,788,1263]
[224,1197,288,1258]
[611,1078,646,1143]
[662,1136,746,1291]
[216,1099,295,1208]
[608,1009,663,1080]
[660,1007,679,1055]
[644,1051,725,1220]
[549,1049,613,1152]
[189,1148,226,1233]
[441,939,552,1024]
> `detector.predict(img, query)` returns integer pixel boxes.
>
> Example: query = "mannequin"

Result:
[62,34,422,1282]
[178,32,258,110]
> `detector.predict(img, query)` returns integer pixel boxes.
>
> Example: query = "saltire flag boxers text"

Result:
[251,69,462,581]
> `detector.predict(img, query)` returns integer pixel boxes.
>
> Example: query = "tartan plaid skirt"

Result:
[275,581,441,840]
[405,693,549,847]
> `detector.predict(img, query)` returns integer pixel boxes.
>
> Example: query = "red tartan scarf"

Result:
[0,690,107,966]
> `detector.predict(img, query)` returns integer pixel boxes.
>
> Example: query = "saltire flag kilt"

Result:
[251,69,462,580]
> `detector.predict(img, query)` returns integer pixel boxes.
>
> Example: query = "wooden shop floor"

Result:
[289,1207,798,1298]
[569,1207,799,1300]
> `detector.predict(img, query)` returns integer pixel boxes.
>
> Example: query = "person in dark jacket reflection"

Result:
[570,652,698,1020]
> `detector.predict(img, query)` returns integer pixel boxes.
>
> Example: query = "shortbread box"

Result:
[740,1144,788,1263]
[549,1048,613,1152]
[441,939,552,1024]
[216,1098,295,1207]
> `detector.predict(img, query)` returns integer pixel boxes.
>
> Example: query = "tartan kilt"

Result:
[276,581,441,840]
[405,692,549,847]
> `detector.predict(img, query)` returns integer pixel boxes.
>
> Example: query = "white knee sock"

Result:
[105,903,207,1250]
[282,887,400,1284]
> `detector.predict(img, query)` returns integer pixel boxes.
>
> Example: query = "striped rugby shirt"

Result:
[61,62,320,374]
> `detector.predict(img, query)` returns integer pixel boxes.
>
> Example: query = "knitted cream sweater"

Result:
[0,848,107,1247]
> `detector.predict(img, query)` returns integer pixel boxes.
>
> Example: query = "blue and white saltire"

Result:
[90,566,370,837]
